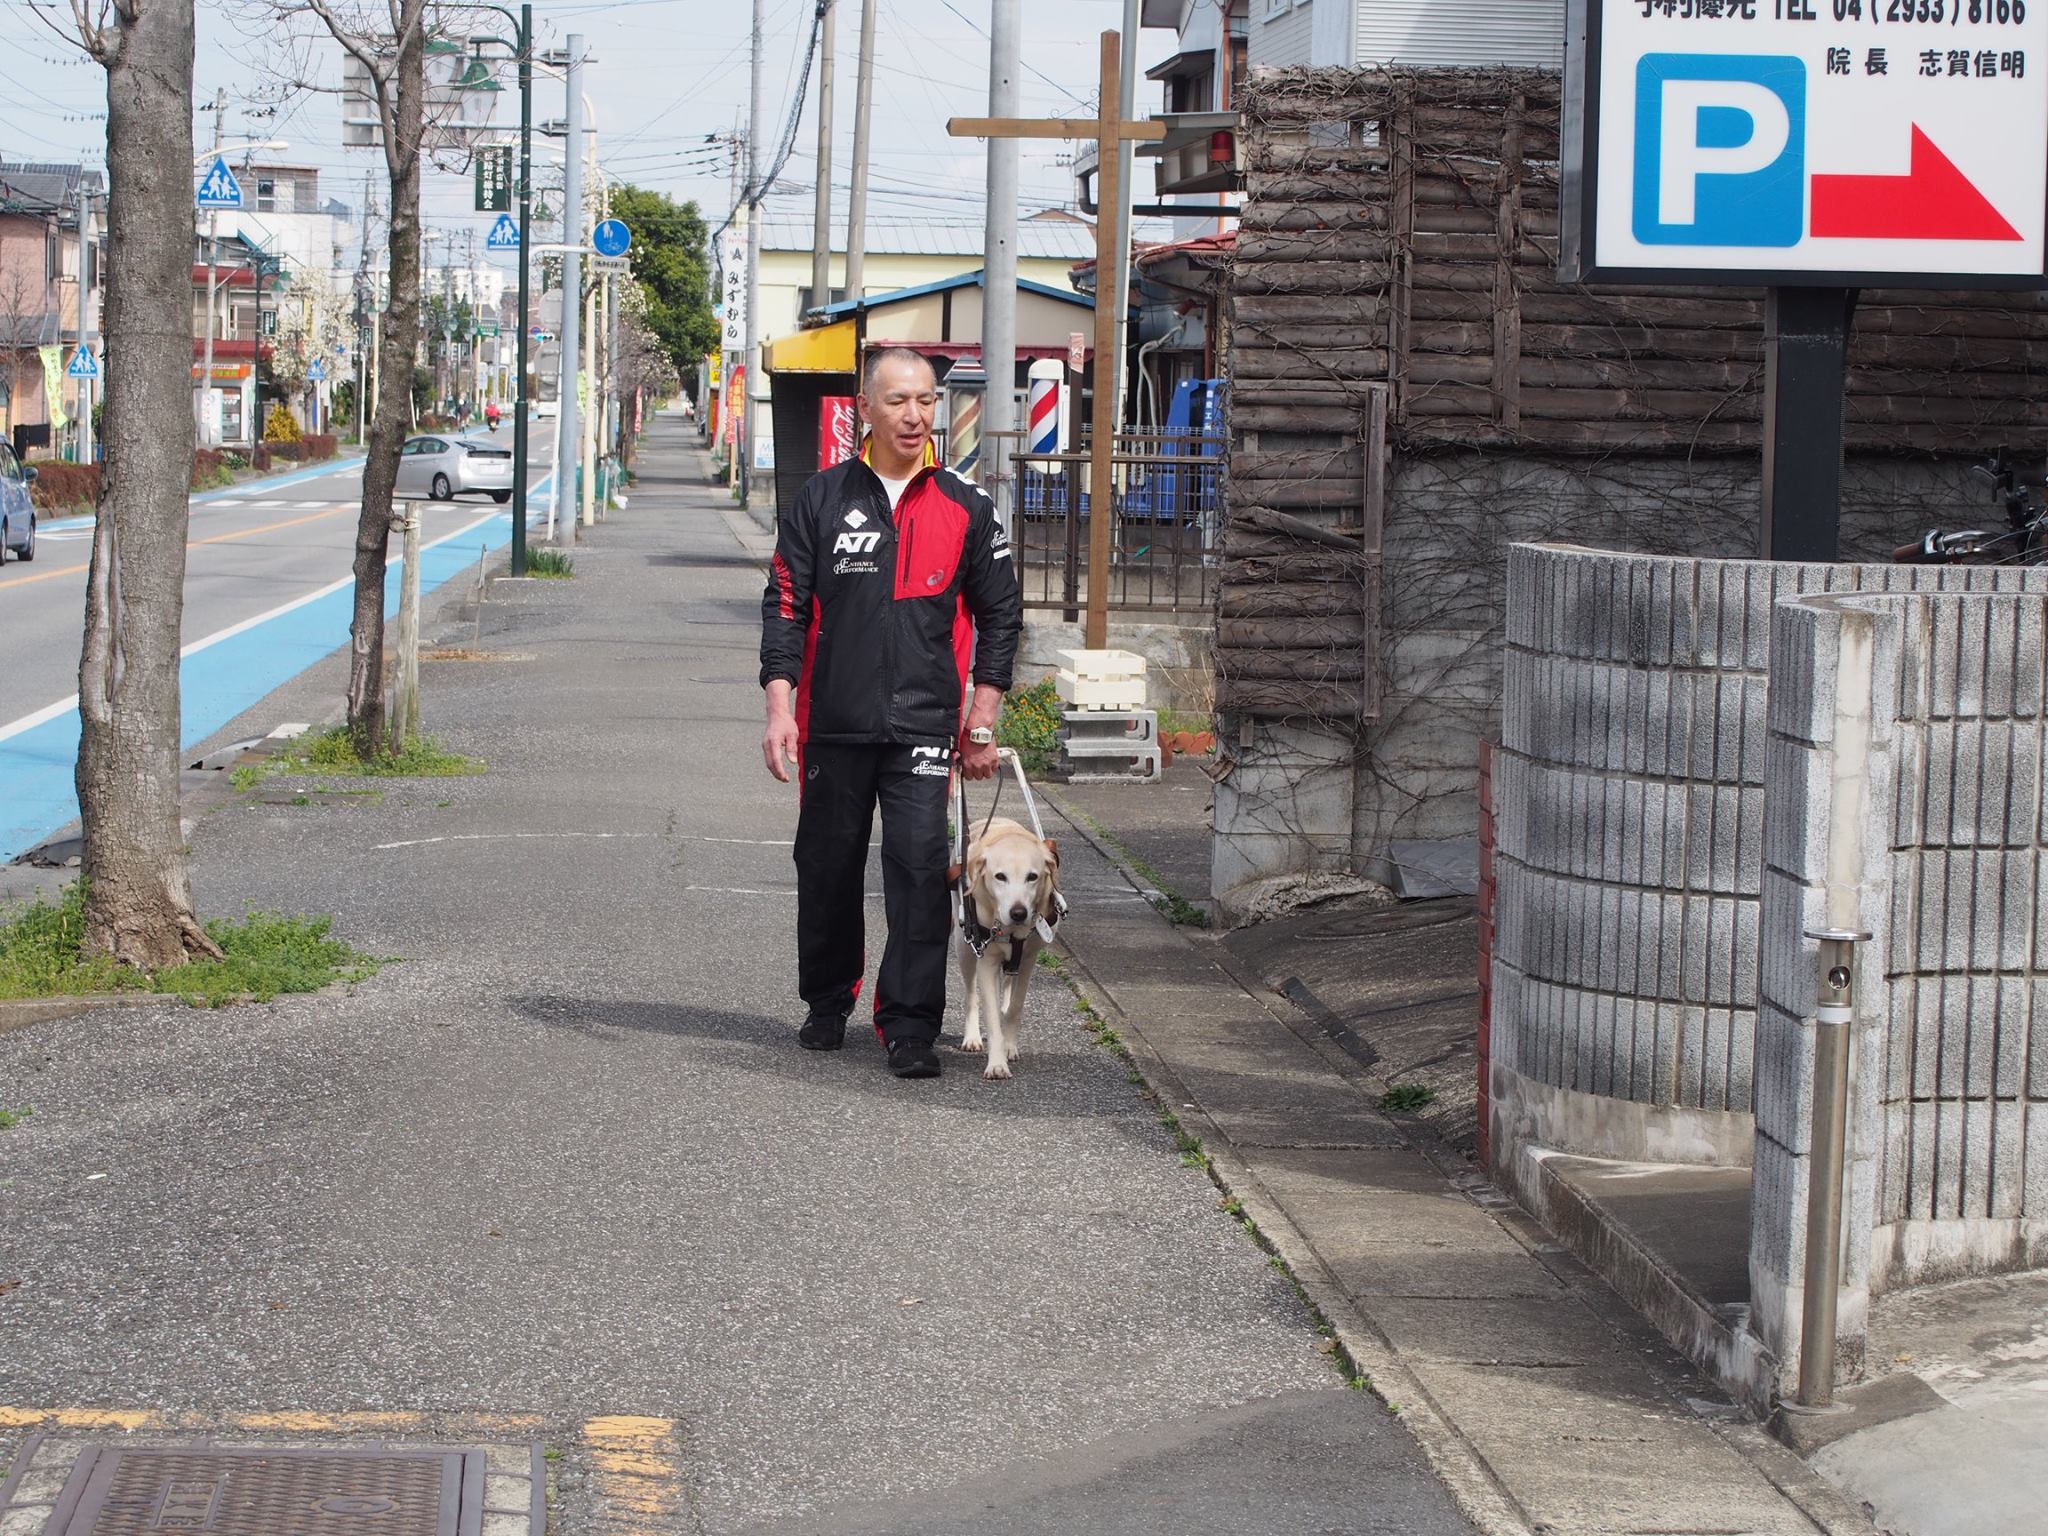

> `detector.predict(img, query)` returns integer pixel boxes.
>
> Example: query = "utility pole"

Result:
[556,34,584,541]
[982,0,1020,505]
[198,88,224,444]
[742,0,765,505]
[845,0,875,303]
[811,0,835,310]
[1113,0,1139,435]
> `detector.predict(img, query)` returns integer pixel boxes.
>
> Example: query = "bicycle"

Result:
[1894,450,2048,566]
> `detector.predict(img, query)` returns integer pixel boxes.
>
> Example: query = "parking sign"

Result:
[1561,0,2048,285]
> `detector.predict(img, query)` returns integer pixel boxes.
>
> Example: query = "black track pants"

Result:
[794,741,952,1045]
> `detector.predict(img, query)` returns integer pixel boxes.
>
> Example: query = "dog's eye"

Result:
[1025,872,1039,882]
[994,873,1008,883]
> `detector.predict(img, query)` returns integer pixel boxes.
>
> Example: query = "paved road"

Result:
[0,413,1477,1534]
[0,431,557,860]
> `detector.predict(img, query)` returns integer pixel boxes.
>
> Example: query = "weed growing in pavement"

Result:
[1063,804,1211,929]
[0,1105,32,1130]
[525,547,575,578]
[1379,1083,1436,1113]
[233,728,485,791]
[0,883,382,1005]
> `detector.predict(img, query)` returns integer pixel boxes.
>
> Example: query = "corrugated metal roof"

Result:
[756,218,1103,260]
[1353,0,1564,69]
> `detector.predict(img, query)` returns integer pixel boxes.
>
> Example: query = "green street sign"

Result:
[475,147,513,213]
[476,320,500,337]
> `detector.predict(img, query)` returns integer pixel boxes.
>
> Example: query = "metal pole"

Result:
[77,175,93,465]
[811,0,836,311]
[198,89,224,444]
[557,34,585,542]
[743,0,765,506]
[845,0,876,303]
[1795,927,1870,1409]
[511,1,532,574]
[581,268,597,525]
[1762,286,1856,561]
[982,0,1020,509]
[394,504,423,745]
[1113,0,1139,436]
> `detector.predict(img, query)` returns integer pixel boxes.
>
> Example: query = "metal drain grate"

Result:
[44,1448,482,1536]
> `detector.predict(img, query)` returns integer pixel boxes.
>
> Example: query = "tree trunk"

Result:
[346,8,426,760]
[74,0,219,969]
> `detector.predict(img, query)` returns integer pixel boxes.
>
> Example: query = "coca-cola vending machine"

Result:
[818,396,859,469]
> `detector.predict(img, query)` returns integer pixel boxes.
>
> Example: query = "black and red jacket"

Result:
[760,444,1023,745]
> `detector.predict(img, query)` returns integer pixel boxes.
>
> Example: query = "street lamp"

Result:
[193,138,289,447]
[457,4,534,576]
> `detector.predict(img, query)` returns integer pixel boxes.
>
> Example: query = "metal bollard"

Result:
[390,503,422,747]
[1794,925,1873,1409]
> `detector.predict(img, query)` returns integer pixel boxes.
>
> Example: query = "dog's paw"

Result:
[982,1056,1013,1080]
[960,1033,985,1054]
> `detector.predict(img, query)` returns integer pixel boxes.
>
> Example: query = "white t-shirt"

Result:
[877,473,912,511]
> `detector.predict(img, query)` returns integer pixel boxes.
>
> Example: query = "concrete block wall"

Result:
[1752,590,2048,1393]
[1491,544,2048,1180]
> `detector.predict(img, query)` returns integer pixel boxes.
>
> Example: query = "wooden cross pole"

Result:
[949,30,1164,650]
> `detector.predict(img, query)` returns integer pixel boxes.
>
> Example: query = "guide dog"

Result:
[954,816,1061,1080]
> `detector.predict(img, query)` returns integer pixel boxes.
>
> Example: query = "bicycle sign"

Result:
[1562,0,2048,285]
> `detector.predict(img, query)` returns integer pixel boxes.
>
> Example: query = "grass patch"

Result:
[233,727,485,790]
[0,883,383,1006]
[0,1105,31,1130]
[525,547,575,578]
[996,675,1063,776]
[1379,1083,1436,1113]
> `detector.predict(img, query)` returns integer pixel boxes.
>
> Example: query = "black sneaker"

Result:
[885,1039,942,1079]
[797,1010,849,1051]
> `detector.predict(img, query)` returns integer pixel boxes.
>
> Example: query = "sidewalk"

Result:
[0,412,1475,1535]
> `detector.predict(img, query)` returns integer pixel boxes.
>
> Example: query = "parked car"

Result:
[0,442,37,563]
[533,398,559,419]
[392,434,513,503]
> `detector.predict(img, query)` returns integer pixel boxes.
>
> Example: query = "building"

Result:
[0,163,102,460]
[1249,0,1563,68]
[192,230,284,450]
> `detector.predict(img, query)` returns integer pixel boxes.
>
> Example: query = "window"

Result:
[799,285,847,312]
[1264,0,1288,16]
[256,177,276,213]
[0,444,19,482]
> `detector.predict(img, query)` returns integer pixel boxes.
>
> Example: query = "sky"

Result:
[0,0,1176,276]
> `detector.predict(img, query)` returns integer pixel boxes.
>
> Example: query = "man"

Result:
[760,347,1022,1079]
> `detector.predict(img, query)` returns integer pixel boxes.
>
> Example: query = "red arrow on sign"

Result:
[1810,126,2022,242]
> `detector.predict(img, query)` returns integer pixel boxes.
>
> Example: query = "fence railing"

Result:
[1000,431,1224,619]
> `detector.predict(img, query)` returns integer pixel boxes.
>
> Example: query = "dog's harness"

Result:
[953,747,1068,974]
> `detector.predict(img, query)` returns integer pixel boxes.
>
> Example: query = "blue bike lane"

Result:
[1,484,547,863]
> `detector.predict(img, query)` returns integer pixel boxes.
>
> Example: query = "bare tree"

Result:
[47,0,221,966]
[284,0,428,758]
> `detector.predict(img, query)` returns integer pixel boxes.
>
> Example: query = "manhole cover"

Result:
[46,1448,481,1536]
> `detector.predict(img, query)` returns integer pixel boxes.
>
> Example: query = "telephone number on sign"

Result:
[1834,0,2029,21]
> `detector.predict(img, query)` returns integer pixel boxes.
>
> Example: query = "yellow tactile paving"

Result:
[580,1416,684,1533]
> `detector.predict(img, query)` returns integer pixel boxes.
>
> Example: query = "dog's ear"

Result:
[965,847,988,894]
[1042,838,1059,870]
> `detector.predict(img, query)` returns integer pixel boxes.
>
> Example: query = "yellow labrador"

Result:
[955,816,1060,1079]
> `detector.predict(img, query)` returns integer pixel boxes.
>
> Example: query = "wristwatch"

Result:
[966,726,995,746]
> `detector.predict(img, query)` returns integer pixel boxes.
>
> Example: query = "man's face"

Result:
[857,356,938,467]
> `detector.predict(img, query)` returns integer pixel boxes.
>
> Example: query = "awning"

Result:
[765,318,857,375]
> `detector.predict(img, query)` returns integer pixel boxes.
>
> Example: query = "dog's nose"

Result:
[1009,904,1030,925]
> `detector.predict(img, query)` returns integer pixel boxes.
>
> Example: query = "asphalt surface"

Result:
[0,427,557,859]
[0,413,1475,1534]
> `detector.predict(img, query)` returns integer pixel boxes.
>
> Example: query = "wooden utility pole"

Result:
[949,31,1162,649]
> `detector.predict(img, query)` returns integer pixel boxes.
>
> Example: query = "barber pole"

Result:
[1026,358,1064,475]
[818,396,858,469]
[945,363,985,479]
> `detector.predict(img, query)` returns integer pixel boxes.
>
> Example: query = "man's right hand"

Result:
[763,682,800,782]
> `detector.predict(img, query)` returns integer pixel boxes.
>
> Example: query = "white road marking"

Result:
[700,837,795,846]
[0,506,508,746]
[372,832,658,851]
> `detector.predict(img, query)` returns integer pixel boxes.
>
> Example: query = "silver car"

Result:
[0,442,37,563]
[392,433,514,503]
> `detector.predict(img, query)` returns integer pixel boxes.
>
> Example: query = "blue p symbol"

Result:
[1633,55,1805,248]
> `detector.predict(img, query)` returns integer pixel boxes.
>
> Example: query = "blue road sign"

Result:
[592,218,631,258]
[65,348,99,380]
[308,358,327,382]
[196,157,244,211]
[486,213,520,251]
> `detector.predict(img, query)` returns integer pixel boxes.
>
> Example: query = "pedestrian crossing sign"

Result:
[308,358,326,382]
[486,213,520,251]
[65,348,99,380]
[196,156,244,211]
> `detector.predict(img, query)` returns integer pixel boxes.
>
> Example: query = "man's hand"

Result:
[960,681,1004,780]
[763,682,800,782]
